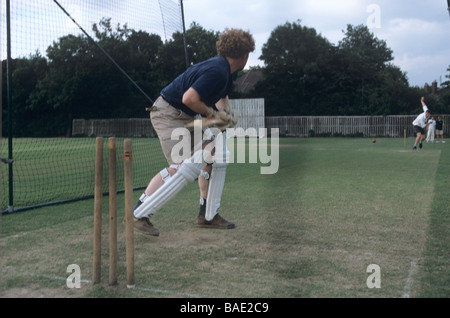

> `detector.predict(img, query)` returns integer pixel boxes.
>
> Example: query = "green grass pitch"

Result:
[1,137,449,298]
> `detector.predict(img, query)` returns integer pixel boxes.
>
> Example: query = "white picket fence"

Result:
[265,115,450,137]
[73,99,449,138]
[72,98,266,137]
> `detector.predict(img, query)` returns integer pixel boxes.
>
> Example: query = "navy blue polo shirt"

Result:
[160,55,232,117]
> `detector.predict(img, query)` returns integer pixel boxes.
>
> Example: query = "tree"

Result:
[88,18,163,117]
[338,25,393,76]
[4,19,435,137]
[442,65,450,88]
[253,22,410,116]
[4,20,222,137]
[155,22,219,87]
[2,53,52,137]
[335,24,394,115]
[257,21,334,115]
[30,33,98,136]
[29,19,164,135]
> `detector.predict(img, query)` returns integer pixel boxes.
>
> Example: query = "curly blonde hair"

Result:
[216,28,255,59]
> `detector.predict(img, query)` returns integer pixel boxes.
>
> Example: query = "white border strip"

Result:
[37,274,207,298]
[401,259,418,298]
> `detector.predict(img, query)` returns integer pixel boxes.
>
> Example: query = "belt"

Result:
[145,96,166,112]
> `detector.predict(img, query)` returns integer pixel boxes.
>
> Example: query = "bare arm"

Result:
[182,87,215,117]
[215,97,231,112]
[421,96,429,113]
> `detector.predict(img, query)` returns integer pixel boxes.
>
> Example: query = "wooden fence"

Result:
[72,98,265,137]
[72,118,157,137]
[73,98,448,138]
[265,115,450,138]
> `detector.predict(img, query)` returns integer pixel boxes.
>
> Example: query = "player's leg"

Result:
[134,97,194,236]
[413,126,425,150]
[134,150,210,234]
[198,163,212,214]
[420,129,426,148]
[133,165,179,236]
[198,161,234,229]
[413,130,421,149]
[198,131,234,229]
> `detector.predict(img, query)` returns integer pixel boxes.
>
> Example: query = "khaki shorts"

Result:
[436,130,443,136]
[149,96,195,165]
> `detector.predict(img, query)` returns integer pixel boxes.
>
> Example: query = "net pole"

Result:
[6,0,14,213]
[124,139,135,289]
[180,0,189,68]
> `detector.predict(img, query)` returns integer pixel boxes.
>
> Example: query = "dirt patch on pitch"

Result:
[134,227,229,249]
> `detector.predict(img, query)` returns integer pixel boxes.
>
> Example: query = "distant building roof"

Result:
[233,70,264,94]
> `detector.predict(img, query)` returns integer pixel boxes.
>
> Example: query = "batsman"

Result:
[133,28,255,236]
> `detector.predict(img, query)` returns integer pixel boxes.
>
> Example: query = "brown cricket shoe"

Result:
[198,214,235,229]
[134,218,160,237]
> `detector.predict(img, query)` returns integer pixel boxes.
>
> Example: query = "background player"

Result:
[412,97,431,150]
[435,115,446,143]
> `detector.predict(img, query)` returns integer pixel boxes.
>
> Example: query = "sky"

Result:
[182,0,450,87]
[1,0,449,88]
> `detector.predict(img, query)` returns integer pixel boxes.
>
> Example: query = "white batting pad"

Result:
[134,150,206,219]
[205,162,228,221]
[205,131,230,221]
